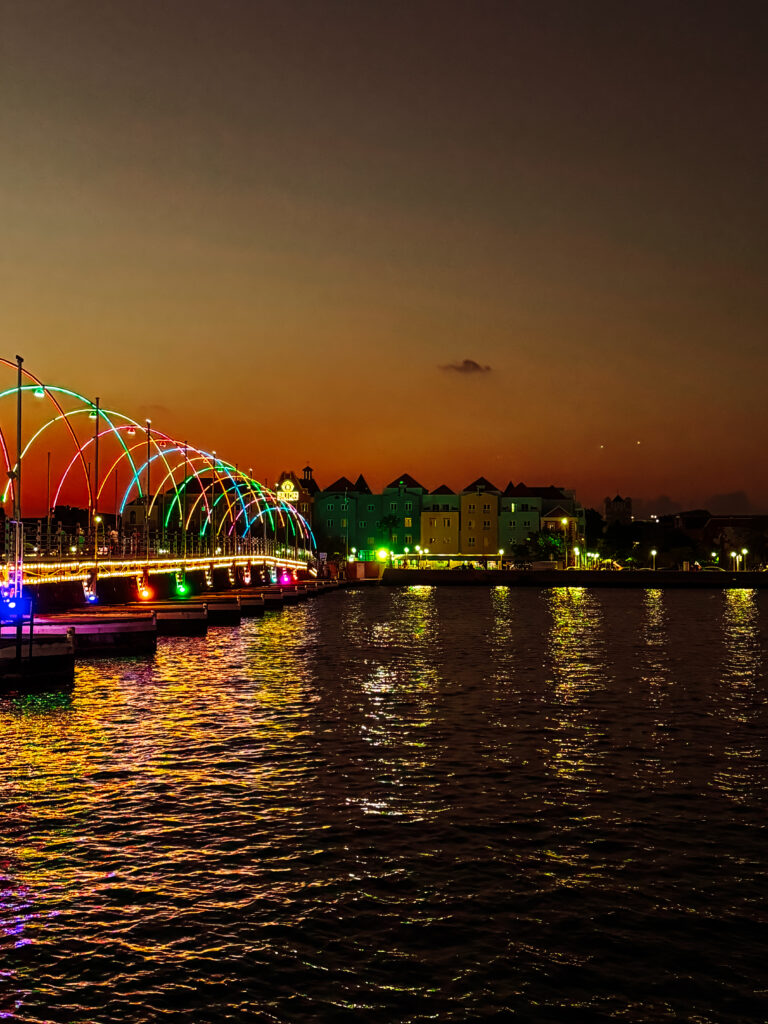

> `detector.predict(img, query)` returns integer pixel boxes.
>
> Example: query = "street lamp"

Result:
[742,547,748,571]
[730,551,738,571]
[651,548,657,571]
[498,547,504,568]
[561,517,568,567]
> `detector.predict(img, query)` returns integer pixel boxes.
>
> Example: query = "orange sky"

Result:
[2,1,767,513]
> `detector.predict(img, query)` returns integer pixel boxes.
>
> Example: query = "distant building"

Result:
[459,477,501,556]
[605,494,632,525]
[275,465,319,526]
[381,473,428,550]
[421,485,460,552]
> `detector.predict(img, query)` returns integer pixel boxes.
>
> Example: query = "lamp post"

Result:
[742,547,748,572]
[561,517,568,568]
[651,548,657,571]
[94,515,103,569]
[498,547,504,569]
[573,545,579,568]
[145,419,151,560]
[730,551,738,571]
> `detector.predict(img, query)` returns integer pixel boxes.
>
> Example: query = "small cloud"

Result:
[440,359,492,374]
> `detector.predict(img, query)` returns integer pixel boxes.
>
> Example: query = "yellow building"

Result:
[459,477,500,556]
[420,509,460,553]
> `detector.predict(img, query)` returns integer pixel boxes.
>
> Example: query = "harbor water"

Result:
[1,586,767,1022]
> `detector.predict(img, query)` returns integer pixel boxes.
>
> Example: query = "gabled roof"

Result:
[540,505,571,519]
[503,482,567,499]
[384,473,427,491]
[463,476,499,493]
[430,484,455,495]
[323,476,356,493]
[354,474,371,495]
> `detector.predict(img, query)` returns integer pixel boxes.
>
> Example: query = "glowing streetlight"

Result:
[730,551,738,571]
[651,548,657,571]
[741,547,748,571]
[561,517,568,567]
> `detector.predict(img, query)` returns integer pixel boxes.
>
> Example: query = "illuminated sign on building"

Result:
[279,479,300,502]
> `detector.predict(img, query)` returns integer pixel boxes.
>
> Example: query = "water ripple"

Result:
[1,588,768,1022]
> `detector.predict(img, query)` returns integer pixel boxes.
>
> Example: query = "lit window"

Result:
[340,519,346,528]
[468,519,475,528]
[443,518,451,527]
[404,517,412,527]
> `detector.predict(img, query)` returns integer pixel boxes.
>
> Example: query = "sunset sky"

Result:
[2,1,766,513]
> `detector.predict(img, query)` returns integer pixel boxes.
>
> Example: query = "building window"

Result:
[442,504,449,512]
[404,517,412,527]
[468,519,475,528]
[327,519,335,528]
[405,534,412,544]
[468,503,476,512]
[340,519,347,528]
[468,537,476,546]
[443,518,451,527]
[340,502,348,511]
[390,502,397,511]
[509,502,516,513]
[523,520,530,527]
[483,503,491,513]
[367,504,374,511]
[327,504,335,511]
[367,537,374,546]
[405,501,412,511]
[358,520,366,528]
[429,536,436,544]
[483,520,490,529]
[521,503,529,511]
[300,503,308,513]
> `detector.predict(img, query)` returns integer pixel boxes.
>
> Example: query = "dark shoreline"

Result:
[381,567,767,588]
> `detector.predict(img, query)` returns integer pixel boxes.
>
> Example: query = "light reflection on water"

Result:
[1,587,767,1023]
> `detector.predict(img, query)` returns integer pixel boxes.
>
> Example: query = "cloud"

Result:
[440,359,492,374]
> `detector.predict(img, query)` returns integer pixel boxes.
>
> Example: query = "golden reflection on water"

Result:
[353,587,446,821]
[713,590,763,804]
[545,588,608,795]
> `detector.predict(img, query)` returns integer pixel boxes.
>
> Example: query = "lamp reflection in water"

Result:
[545,587,608,796]
[353,586,447,821]
[713,589,762,805]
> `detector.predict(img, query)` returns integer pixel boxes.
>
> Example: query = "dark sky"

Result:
[2,0,767,510]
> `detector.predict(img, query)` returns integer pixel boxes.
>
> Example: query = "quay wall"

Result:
[381,568,768,589]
